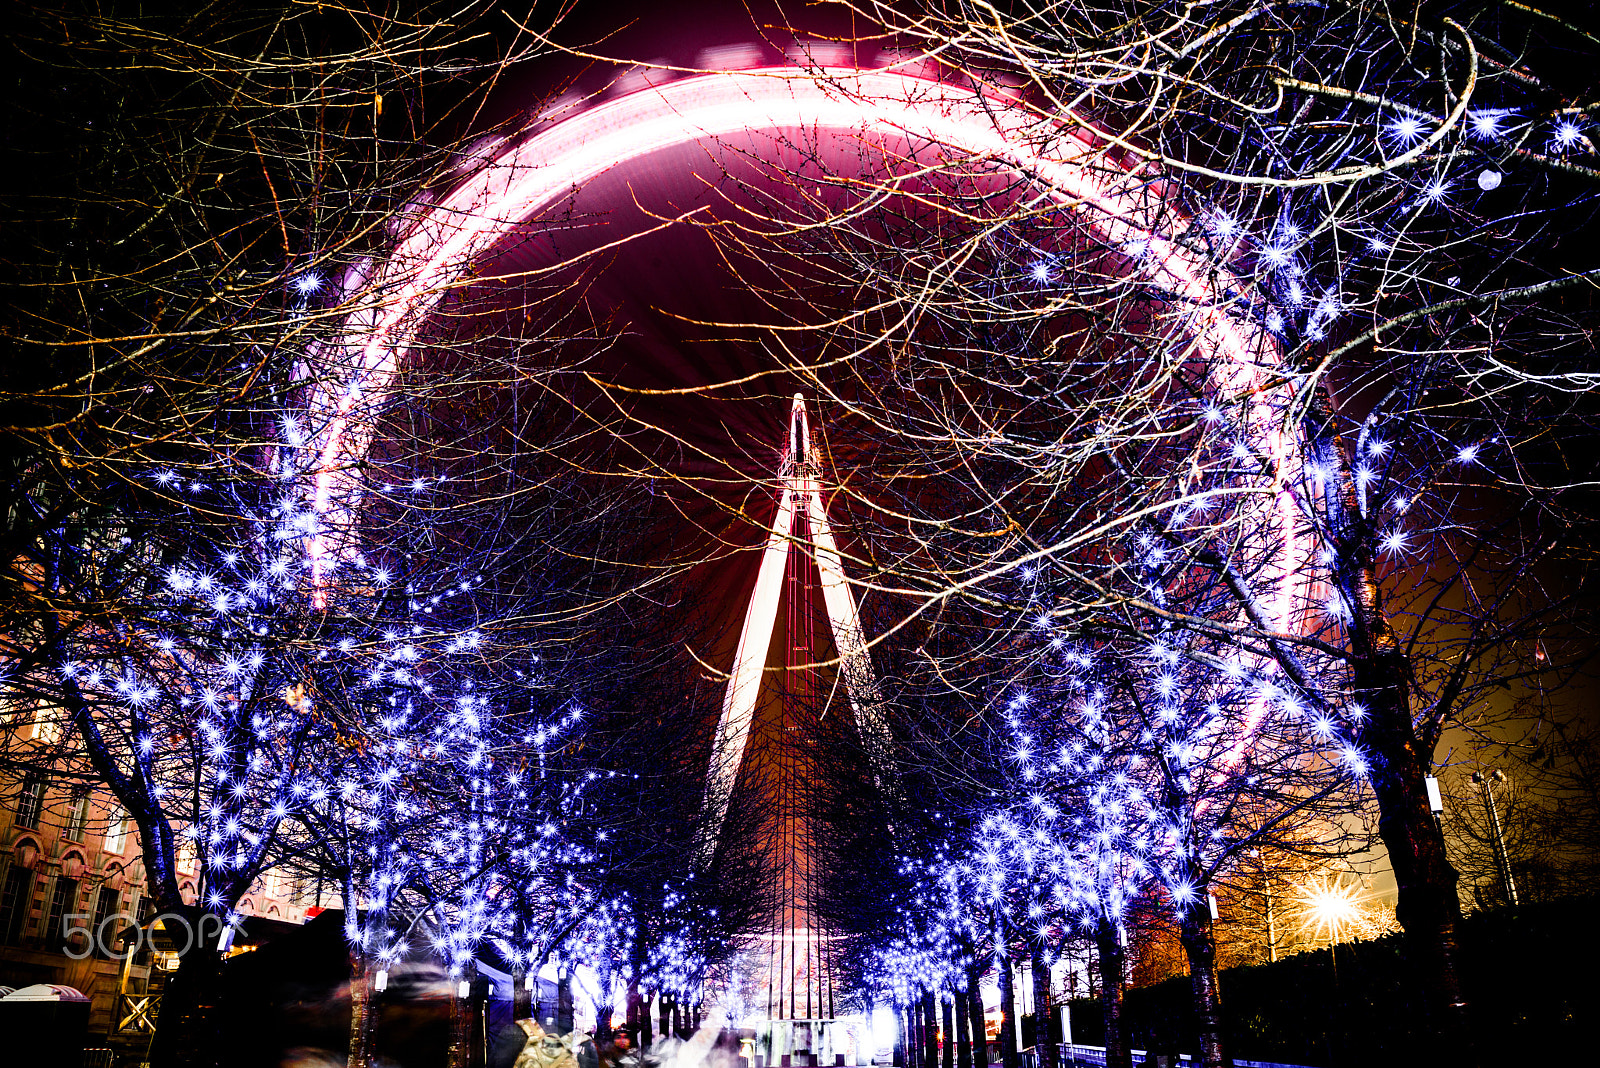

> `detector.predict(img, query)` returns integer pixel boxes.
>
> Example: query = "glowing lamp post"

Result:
[1298,877,1362,948]
[1470,769,1519,910]
[1295,873,1367,989]
[1296,871,1364,1066]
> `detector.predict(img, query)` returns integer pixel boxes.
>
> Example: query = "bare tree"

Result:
[701,7,1600,1064]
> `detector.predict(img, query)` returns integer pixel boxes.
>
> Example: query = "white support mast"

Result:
[697,394,892,863]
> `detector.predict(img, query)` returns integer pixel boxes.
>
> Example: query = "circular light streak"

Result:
[309,60,1309,631]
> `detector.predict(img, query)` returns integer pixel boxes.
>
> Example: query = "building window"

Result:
[0,867,33,945]
[104,816,130,855]
[133,894,154,966]
[91,886,120,958]
[16,776,46,829]
[65,791,92,842]
[29,712,64,746]
[43,875,78,950]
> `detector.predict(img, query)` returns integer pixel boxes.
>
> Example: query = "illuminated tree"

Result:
[8,6,1599,1068]
[733,7,1600,1064]
[0,9,682,1068]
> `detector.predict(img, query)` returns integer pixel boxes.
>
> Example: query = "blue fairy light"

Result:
[1468,109,1506,140]
[1386,115,1427,145]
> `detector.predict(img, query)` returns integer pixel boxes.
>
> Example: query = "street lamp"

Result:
[1470,769,1519,910]
[1295,872,1364,1068]
[1297,876,1362,947]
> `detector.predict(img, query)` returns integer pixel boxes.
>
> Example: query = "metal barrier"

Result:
[1022,1044,1318,1068]
[83,1049,115,1068]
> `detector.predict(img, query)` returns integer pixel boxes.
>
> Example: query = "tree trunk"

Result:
[998,952,1019,1068]
[1358,647,1477,1065]
[1177,897,1226,1068]
[147,920,222,1068]
[349,951,375,1068]
[892,1004,907,1067]
[953,984,973,1068]
[1094,920,1129,1068]
[626,933,648,1047]
[626,974,642,1045]
[964,959,988,1068]
[594,961,615,1042]
[659,995,673,1042]
[558,966,575,1033]
[513,963,533,1022]
[1029,949,1056,1068]
[942,995,955,1068]
[1312,405,1477,1067]
[640,989,654,1050]
[923,1003,935,1068]
[448,982,471,1068]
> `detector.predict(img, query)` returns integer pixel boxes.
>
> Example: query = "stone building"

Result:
[1,714,313,1049]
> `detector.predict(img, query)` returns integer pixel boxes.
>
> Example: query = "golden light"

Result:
[1295,875,1364,944]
